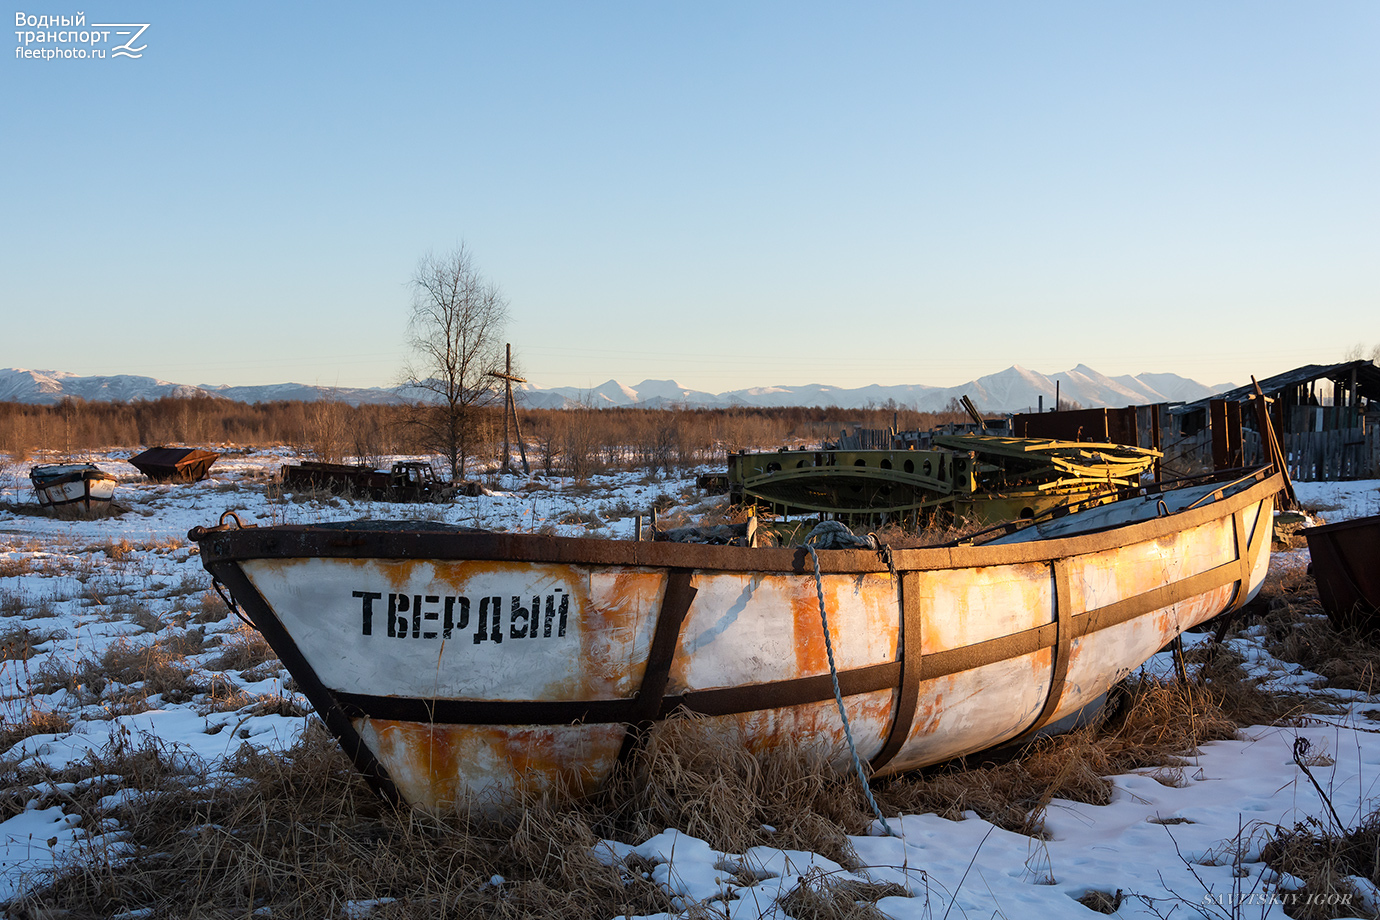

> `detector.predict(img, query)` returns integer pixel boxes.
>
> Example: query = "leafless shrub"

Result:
[305,394,349,463]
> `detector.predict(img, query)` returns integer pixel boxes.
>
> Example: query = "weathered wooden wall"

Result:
[1282,427,1380,481]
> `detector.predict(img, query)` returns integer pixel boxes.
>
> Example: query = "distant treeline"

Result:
[0,397,973,477]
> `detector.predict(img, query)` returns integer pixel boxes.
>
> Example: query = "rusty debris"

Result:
[279,461,475,502]
[1303,513,1380,632]
[127,447,220,482]
[724,436,1162,527]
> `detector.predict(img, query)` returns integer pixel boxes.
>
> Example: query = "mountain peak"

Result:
[0,366,1231,412]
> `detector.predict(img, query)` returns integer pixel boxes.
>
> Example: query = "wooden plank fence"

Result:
[846,422,1380,482]
[1170,426,1380,481]
[1282,427,1380,481]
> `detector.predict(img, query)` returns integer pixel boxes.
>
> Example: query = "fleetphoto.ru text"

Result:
[14,10,148,60]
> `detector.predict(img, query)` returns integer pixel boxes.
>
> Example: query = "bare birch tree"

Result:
[402,245,508,480]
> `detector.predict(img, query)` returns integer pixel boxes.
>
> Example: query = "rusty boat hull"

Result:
[189,469,1281,812]
[1303,513,1380,631]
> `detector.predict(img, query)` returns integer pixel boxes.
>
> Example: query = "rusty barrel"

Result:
[1304,513,1380,631]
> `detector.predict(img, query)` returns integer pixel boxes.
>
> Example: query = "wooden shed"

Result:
[1170,360,1380,481]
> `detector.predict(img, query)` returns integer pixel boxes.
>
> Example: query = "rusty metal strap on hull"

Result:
[330,660,905,727]
[1078,538,1259,638]
[1026,560,1074,736]
[1227,508,1250,612]
[869,571,922,771]
[616,569,696,763]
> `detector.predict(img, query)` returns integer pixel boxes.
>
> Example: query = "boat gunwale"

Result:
[190,469,1282,575]
[30,464,116,485]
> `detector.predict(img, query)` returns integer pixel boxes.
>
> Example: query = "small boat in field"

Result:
[29,463,117,514]
[189,467,1281,812]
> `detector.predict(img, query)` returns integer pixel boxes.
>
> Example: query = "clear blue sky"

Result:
[4,2,1376,393]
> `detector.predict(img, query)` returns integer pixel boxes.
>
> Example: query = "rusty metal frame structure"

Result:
[727,437,1161,524]
[192,468,1279,804]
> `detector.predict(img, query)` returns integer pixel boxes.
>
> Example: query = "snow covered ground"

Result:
[1,449,1378,918]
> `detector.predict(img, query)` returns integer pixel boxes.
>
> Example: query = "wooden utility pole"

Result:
[487,344,530,475]
[1250,376,1297,511]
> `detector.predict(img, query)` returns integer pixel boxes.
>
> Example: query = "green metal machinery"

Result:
[725,435,1161,527]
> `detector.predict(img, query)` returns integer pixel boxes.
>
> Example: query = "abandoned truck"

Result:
[279,461,471,502]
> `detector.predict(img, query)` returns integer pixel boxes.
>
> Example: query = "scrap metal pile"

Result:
[725,434,1161,526]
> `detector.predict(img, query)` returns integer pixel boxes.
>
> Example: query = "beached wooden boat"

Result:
[29,463,117,513]
[189,468,1280,812]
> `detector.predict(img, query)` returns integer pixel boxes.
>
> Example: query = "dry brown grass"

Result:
[5,669,1294,920]
[0,590,25,618]
[603,716,873,865]
[0,707,72,756]
[185,588,231,624]
[31,635,211,710]
[8,722,678,920]
[877,673,1253,837]
[0,624,53,662]
[777,870,910,919]
[98,537,135,562]
[0,651,1319,920]
[0,554,35,578]
[205,623,277,674]
[1263,815,1380,920]
[1250,572,1380,695]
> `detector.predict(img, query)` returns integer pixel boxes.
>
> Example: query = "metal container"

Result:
[1304,513,1380,631]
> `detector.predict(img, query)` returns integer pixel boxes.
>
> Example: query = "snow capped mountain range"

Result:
[0,366,1230,413]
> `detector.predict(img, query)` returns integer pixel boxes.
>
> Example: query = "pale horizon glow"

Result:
[4,3,1377,394]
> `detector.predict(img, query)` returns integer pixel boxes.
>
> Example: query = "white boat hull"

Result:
[191,470,1280,811]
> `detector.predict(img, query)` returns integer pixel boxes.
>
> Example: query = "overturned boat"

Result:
[29,463,117,514]
[189,467,1281,812]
